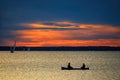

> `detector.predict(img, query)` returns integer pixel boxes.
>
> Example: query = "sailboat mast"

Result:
[13,41,16,51]
[10,41,16,53]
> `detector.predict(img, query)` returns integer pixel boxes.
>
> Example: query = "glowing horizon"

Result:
[1,21,120,47]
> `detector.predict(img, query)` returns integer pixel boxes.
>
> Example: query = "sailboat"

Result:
[10,41,16,53]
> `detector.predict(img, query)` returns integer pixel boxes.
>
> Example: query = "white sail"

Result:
[10,41,16,53]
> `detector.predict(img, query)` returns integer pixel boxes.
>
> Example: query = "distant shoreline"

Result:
[0,46,120,51]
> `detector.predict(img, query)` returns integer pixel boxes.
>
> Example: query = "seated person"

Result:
[67,62,73,69]
[81,63,86,69]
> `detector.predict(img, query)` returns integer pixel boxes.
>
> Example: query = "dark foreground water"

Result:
[0,51,120,80]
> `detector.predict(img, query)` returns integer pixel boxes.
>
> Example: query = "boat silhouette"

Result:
[61,63,89,70]
[61,67,89,70]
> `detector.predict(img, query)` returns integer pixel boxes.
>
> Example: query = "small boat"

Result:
[61,67,89,70]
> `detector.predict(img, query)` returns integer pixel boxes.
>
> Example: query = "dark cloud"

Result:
[19,21,91,31]
[38,21,77,27]
[36,27,80,30]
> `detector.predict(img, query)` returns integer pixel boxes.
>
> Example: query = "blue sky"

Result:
[0,0,120,46]
[1,0,120,25]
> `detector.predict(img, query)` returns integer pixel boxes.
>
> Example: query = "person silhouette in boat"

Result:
[67,62,73,69]
[81,63,86,69]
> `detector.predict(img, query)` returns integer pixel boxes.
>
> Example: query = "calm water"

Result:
[0,51,120,80]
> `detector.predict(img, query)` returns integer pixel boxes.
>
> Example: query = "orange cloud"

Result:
[6,21,120,47]
[9,39,120,47]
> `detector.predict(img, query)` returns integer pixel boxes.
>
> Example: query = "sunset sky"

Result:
[0,0,120,47]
